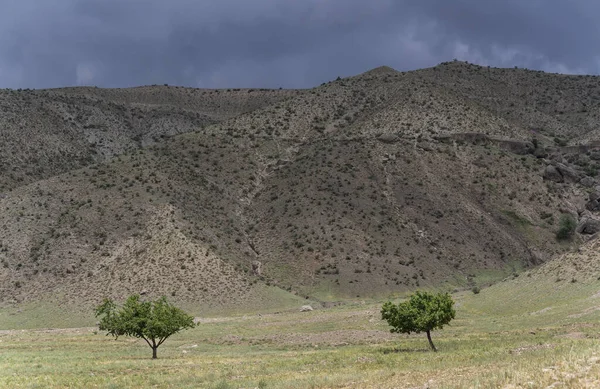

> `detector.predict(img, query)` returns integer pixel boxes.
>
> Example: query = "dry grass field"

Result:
[2,258,600,388]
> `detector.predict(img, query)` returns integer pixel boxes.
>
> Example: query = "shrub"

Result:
[556,214,577,240]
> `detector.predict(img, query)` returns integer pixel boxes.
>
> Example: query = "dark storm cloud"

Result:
[406,0,600,73]
[0,0,598,89]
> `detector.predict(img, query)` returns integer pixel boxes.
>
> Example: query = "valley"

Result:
[2,61,600,388]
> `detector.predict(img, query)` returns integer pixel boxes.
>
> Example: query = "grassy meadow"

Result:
[1,273,600,388]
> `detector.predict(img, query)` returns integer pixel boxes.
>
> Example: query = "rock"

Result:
[499,140,534,155]
[543,163,580,183]
[382,153,396,163]
[300,305,314,312]
[533,147,548,158]
[579,210,593,218]
[576,215,600,235]
[251,260,262,276]
[417,141,434,151]
[580,176,596,187]
[586,191,600,211]
[140,289,148,295]
[555,163,581,183]
[543,165,563,182]
[586,200,600,212]
[377,134,399,144]
[548,153,566,163]
[528,250,545,266]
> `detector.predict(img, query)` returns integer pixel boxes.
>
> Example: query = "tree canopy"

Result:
[381,291,455,352]
[95,294,196,359]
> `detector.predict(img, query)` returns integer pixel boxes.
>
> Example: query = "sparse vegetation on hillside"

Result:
[0,86,296,192]
[1,62,600,308]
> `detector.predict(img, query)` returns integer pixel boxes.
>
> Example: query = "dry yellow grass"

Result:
[2,267,600,388]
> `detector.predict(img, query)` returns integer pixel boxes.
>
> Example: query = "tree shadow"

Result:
[379,347,431,354]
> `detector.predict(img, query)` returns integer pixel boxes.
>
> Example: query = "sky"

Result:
[1,0,599,89]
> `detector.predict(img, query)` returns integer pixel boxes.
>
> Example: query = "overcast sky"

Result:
[1,0,598,89]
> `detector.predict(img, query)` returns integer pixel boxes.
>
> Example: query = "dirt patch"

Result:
[560,332,587,339]
[530,307,552,315]
[568,306,600,318]
[510,343,554,355]
[0,327,96,336]
[218,329,395,347]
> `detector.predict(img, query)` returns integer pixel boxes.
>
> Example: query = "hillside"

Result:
[0,86,298,192]
[2,61,600,308]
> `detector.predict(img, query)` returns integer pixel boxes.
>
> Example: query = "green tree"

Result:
[95,295,196,359]
[381,291,455,352]
[556,214,577,240]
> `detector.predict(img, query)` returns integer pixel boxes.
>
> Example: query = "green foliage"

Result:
[381,291,455,351]
[95,294,195,358]
[556,214,577,240]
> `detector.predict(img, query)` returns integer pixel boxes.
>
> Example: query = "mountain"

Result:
[0,86,298,191]
[1,61,600,309]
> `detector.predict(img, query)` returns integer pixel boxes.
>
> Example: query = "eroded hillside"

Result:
[1,62,600,307]
[0,86,298,191]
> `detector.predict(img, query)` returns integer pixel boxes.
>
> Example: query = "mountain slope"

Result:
[1,62,600,308]
[0,86,298,192]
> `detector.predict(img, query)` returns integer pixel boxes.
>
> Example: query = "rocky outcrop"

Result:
[555,163,581,183]
[577,212,600,235]
[580,176,596,188]
[434,133,534,155]
[499,140,535,155]
[544,165,563,182]
[586,191,600,211]
[544,163,581,183]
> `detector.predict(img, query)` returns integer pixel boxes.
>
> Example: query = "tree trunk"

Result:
[152,346,158,359]
[426,330,437,352]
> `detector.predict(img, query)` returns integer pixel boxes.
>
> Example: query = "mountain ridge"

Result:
[1,62,600,308]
